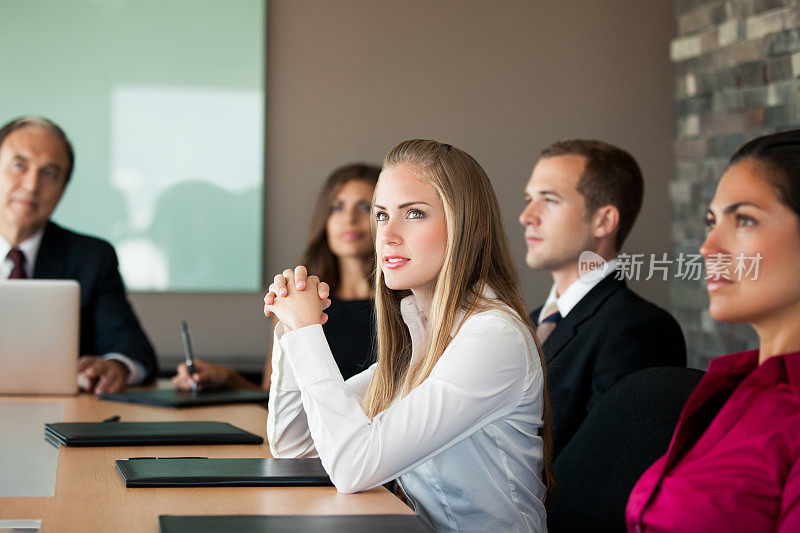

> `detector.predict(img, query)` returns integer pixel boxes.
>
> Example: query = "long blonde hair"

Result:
[362,139,554,494]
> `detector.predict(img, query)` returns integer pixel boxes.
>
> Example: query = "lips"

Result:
[10,198,38,212]
[706,277,733,292]
[12,196,37,207]
[340,231,365,242]
[383,255,409,269]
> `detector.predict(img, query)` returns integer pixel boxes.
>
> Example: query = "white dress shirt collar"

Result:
[0,228,46,279]
[538,258,619,324]
[399,286,500,358]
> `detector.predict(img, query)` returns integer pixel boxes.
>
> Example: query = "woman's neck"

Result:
[336,256,371,300]
[410,285,435,321]
[753,306,800,363]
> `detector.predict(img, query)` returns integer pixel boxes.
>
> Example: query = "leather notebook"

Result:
[99,389,268,408]
[158,514,432,532]
[44,421,263,447]
[115,457,332,487]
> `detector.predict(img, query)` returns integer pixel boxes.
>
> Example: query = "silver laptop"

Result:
[0,280,79,395]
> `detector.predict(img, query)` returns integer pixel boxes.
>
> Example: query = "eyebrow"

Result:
[331,199,372,207]
[373,201,430,210]
[706,202,764,216]
[12,154,62,171]
[525,189,563,199]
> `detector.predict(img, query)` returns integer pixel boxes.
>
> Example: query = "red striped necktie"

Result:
[6,248,27,279]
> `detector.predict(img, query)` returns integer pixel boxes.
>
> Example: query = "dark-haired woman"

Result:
[627,130,800,531]
[173,163,380,391]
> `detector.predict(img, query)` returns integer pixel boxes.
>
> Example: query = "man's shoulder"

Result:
[554,275,679,332]
[582,280,684,346]
[604,282,676,322]
[44,221,116,256]
[529,275,681,332]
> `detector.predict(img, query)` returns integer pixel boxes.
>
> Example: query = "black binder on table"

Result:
[44,421,263,447]
[99,389,268,408]
[159,514,431,532]
[115,457,332,487]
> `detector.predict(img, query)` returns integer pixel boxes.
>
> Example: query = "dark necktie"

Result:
[536,302,562,344]
[6,248,27,279]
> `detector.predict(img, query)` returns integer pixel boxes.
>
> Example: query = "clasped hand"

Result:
[263,266,332,330]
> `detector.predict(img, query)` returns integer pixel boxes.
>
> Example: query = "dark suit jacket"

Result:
[33,221,157,382]
[531,275,686,459]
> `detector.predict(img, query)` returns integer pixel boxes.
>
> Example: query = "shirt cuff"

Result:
[272,322,300,391]
[280,324,344,389]
[103,353,145,385]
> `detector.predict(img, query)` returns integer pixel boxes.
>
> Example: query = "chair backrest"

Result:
[548,366,705,533]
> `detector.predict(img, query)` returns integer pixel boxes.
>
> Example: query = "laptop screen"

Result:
[0,280,79,394]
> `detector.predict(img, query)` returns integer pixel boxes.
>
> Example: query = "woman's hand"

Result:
[172,359,234,391]
[263,266,331,330]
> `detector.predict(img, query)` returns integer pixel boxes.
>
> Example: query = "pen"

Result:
[180,319,198,393]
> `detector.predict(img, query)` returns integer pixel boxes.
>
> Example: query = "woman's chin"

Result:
[330,241,371,259]
[708,302,749,324]
[384,280,404,291]
[381,274,406,291]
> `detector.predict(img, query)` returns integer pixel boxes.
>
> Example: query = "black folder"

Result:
[115,457,332,487]
[44,421,263,447]
[159,514,431,532]
[99,388,268,408]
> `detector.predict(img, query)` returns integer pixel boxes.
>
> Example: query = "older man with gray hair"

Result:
[0,116,157,393]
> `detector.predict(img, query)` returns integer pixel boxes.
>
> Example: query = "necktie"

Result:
[6,248,27,279]
[536,301,561,344]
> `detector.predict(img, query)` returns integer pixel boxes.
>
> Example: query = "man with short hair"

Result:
[0,116,157,393]
[520,139,686,458]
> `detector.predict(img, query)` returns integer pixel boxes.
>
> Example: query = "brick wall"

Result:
[671,0,800,368]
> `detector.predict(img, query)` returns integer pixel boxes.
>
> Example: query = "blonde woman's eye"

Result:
[375,211,388,221]
[407,208,425,219]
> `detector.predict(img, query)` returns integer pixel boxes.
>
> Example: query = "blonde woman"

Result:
[264,140,552,531]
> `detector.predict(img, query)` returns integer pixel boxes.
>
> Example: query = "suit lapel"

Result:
[542,275,626,364]
[32,222,66,279]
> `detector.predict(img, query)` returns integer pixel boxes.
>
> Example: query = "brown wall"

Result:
[131,0,676,371]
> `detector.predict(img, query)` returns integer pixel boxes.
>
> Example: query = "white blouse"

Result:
[267,293,547,532]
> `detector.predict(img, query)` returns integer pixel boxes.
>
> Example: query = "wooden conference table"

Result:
[0,391,411,532]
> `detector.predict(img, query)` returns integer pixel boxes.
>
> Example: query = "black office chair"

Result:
[548,366,706,533]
